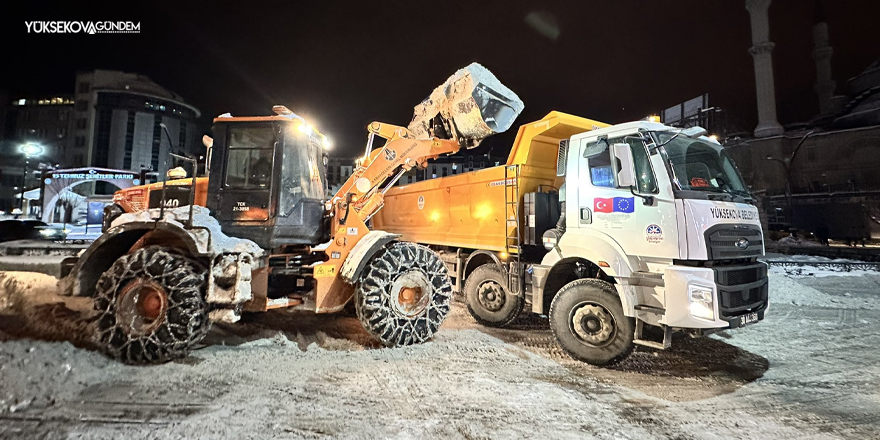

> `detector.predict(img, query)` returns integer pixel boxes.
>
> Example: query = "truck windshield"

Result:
[655,132,750,199]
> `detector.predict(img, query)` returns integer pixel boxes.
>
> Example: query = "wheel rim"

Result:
[569,301,616,347]
[116,279,168,336]
[389,269,432,317]
[476,280,506,312]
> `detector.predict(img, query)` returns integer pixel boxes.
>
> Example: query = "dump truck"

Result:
[372,112,769,366]
[61,63,523,364]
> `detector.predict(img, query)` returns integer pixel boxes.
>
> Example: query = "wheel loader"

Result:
[59,63,524,364]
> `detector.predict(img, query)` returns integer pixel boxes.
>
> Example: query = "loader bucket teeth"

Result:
[408,62,524,147]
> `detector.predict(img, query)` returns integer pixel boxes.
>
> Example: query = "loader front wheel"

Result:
[355,242,452,346]
[464,264,524,327]
[93,246,210,364]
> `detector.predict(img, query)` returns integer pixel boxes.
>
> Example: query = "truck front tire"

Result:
[355,242,452,346]
[464,264,524,327]
[92,246,210,364]
[549,278,634,366]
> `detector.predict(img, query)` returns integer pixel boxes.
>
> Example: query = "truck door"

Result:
[576,134,680,259]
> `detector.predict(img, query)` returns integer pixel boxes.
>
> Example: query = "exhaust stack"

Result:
[408,62,524,148]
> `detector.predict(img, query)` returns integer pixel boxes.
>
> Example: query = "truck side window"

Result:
[587,148,614,188]
[585,137,657,192]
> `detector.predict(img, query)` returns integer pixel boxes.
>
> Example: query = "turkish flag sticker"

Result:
[594,197,613,213]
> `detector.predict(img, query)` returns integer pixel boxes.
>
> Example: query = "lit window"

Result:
[17,99,26,106]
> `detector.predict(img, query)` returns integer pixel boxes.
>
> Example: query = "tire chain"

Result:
[356,242,452,346]
[93,246,210,364]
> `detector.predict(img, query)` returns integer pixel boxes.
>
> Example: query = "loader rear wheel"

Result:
[92,246,210,364]
[355,242,452,346]
[464,264,524,327]
[549,278,634,366]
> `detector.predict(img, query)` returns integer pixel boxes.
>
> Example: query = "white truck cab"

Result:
[535,121,768,365]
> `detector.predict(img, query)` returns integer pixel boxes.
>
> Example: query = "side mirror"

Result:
[612,143,636,188]
[202,136,214,173]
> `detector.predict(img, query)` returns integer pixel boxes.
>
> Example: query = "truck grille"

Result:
[714,262,768,316]
[705,225,763,260]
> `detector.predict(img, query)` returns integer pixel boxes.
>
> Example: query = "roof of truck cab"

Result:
[569,120,670,142]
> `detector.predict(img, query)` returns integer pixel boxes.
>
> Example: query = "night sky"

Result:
[2,1,878,159]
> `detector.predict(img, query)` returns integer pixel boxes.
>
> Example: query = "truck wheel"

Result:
[92,246,210,364]
[549,278,634,366]
[464,264,524,327]
[355,242,452,346]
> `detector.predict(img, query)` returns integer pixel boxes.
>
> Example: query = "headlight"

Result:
[39,229,56,236]
[688,285,715,321]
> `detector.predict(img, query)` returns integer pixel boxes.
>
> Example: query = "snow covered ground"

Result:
[763,254,880,278]
[0,265,878,439]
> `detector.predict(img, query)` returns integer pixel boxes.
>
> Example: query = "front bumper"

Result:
[663,262,768,329]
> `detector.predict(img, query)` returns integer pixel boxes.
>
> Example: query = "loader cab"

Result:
[206,115,329,249]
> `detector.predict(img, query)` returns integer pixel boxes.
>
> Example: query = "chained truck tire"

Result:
[355,242,452,346]
[464,264,524,328]
[549,278,634,366]
[92,246,210,364]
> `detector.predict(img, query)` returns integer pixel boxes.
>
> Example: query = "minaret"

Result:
[746,0,784,137]
[812,0,839,116]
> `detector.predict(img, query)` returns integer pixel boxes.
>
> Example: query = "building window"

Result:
[123,111,135,169]
[75,136,86,147]
[94,108,112,167]
[75,100,89,112]
[76,118,88,129]
[78,82,90,94]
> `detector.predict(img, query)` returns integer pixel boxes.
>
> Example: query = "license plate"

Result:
[739,312,759,327]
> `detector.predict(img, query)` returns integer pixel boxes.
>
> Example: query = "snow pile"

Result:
[111,205,264,257]
[769,273,880,310]
[775,236,823,247]
[0,271,60,313]
[763,254,879,278]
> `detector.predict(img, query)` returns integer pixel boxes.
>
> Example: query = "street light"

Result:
[18,143,44,213]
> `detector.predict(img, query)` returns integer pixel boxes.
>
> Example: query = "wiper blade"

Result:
[685,186,726,193]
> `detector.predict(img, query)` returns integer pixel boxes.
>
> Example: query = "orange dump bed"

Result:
[372,112,608,251]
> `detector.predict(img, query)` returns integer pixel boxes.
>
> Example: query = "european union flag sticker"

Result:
[612,197,635,213]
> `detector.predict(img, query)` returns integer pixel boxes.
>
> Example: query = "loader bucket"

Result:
[408,62,524,147]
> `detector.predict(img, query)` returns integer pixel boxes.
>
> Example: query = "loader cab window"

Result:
[585,136,657,193]
[225,125,276,189]
[278,128,327,217]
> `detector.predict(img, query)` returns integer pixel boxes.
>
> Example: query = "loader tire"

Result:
[355,242,452,346]
[464,264,524,327]
[549,278,634,366]
[92,246,210,364]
